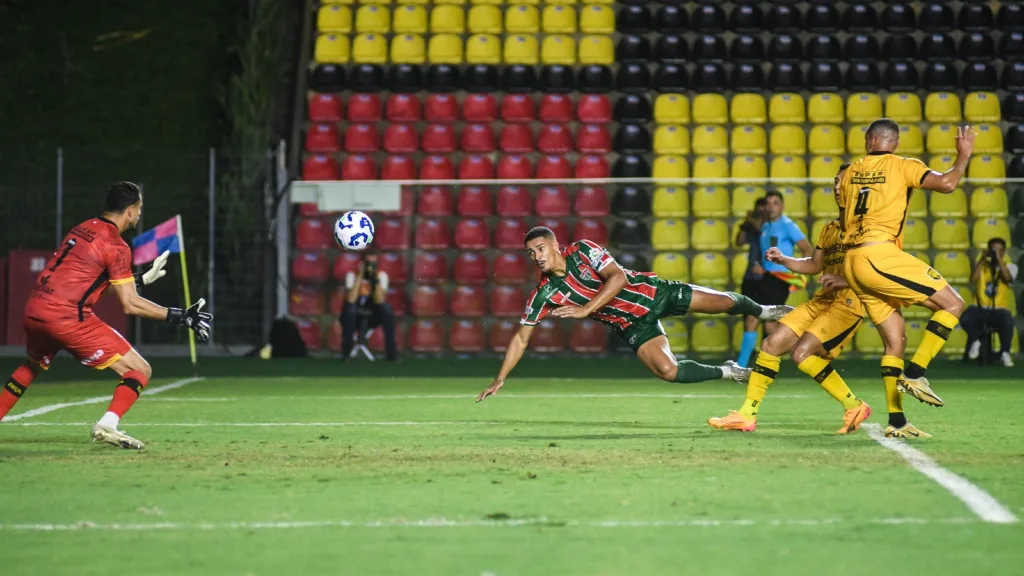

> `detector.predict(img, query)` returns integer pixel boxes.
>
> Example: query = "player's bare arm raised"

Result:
[920,125,975,194]
[477,324,534,402]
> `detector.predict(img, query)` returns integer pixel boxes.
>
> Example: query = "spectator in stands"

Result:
[339,251,397,361]
[962,238,1018,367]
[756,191,812,336]
[735,198,768,367]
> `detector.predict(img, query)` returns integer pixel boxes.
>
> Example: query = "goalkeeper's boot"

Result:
[884,423,932,439]
[91,424,145,450]
[898,376,943,407]
[837,401,872,435]
[723,360,751,383]
[708,411,757,432]
[761,305,794,322]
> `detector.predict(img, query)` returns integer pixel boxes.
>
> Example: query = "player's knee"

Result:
[945,289,965,316]
[130,356,152,380]
[791,342,817,365]
[654,361,676,381]
[760,336,784,357]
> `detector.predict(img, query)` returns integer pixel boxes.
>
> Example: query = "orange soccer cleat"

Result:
[707,410,757,432]
[837,401,872,435]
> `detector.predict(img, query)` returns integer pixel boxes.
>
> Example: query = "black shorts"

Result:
[745,274,791,307]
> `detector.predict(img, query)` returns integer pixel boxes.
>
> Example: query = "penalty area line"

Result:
[2,377,204,422]
[143,393,816,402]
[8,421,504,427]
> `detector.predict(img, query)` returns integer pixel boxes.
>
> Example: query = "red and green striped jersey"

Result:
[520,240,660,331]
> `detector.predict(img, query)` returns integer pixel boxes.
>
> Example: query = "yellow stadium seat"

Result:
[769,125,807,155]
[692,186,730,218]
[691,253,730,290]
[654,94,690,124]
[931,219,970,250]
[691,319,730,353]
[930,187,967,217]
[314,34,351,63]
[651,219,690,251]
[964,92,1001,123]
[653,125,690,155]
[847,93,883,124]
[318,5,353,32]
[809,218,832,247]
[847,125,868,154]
[810,155,844,180]
[428,34,463,63]
[430,5,465,33]
[924,92,962,123]
[810,186,838,218]
[653,155,690,180]
[467,5,501,33]
[730,252,749,286]
[855,324,884,354]
[663,318,689,354]
[652,186,689,217]
[807,93,843,124]
[929,155,956,173]
[543,5,577,33]
[973,124,1003,154]
[692,155,728,180]
[541,35,576,65]
[954,285,975,308]
[732,320,764,351]
[904,320,927,355]
[580,5,615,33]
[770,156,807,182]
[769,93,806,124]
[436,0,466,4]
[730,94,767,124]
[907,188,928,218]
[360,0,393,4]
[397,0,429,4]
[466,33,501,64]
[972,218,1012,249]
[731,125,767,155]
[581,0,613,4]
[777,186,808,218]
[731,155,768,180]
[693,94,729,124]
[355,5,391,33]
[692,219,730,251]
[895,125,924,156]
[507,0,539,4]
[692,125,729,155]
[968,155,1006,182]
[393,5,427,32]
[969,187,1009,217]
[652,252,689,282]
[390,34,425,63]
[505,5,539,33]
[944,325,967,357]
[901,217,930,250]
[926,124,957,154]
[578,35,614,65]
[885,92,922,122]
[732,185,765,217]
[794,219,809,239]
[932,251,972,284]
[808,125,845,156]
[322,0,355,4]
[504,34,539,64]
[909,251,931,266]
[352,33,387,64]
[787,288,810,308]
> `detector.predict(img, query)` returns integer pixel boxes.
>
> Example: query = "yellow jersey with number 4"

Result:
[838,151,931,245]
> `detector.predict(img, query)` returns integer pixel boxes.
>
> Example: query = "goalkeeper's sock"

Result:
[725,292,763,318]
[881,355,907,428]
[739,351,780,418]
[736,331,758,368]
[0,364,37,421]
[673,360,724,383]
[101,370,149,427]
[904,310,958,379]
[796,355,861,410]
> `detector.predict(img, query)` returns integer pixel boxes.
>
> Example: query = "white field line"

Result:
[864,424,1018,524]
[2,377,204,422]
[144,393,816,402]
[9,421,504,427]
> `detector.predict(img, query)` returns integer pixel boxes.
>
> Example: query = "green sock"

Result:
[673,360,724,383]
[726,292,763,318]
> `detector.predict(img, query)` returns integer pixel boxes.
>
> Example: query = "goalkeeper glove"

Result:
[134,250,169,287]
[167,298,212,342]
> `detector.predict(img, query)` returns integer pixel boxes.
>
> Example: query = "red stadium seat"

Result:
[500,94,536,123]
[291,252,330,284]
[494,219,530,249]
[408,319,445,352]
[538,219,570,243]
[457,186,492,216]
[421,123,457,153]
[411,285,447,317]
[499,124,535,153]
[453,252,489,284]
[305,124,341,153]
[294,217,332,250]
[326,320,342,352]
[497,155,534,180]
[332,252,362,282]
[347,93,382,122]
[424,93,459,123]
[496,186,533,217]
[386,93,422,122]
[492,252,530,284]
[449,320,485,353]
[378,252,409,284]
[539,94,574,123]
[419,155,455,180]
[490,285,525,317]
[303,155,340,180]
[413,251,449,283]
[414,218,451,249]
[298,203,323,217]
[374,219,410,250]
[572,219,609,246]
[454,218,492,249]
[295,318,322,351]
[382,123,419,153]
[340,155,377,180]
[577,94,612,124]
[535,186,571,217]
[537,124,574,154]
[529,319,565,353]
[308,93,343,122]
[381,187,414,217]
[458,155,494,180]
[576,125,612,153]
[461,123,497,153]
[570,319,607,353]
[575,155,610,179]
[344,123,379,153]
[380,155,416,180]
[537,155,572,180]
[386,287,407,316]
[329,288,345,316]
[463,94,498,123]
[370,321,406,353]
[574,186,610,216]
[416,186,453,216]
[450,285,487,317]
[489,320,519,352]
[289,286,326,316]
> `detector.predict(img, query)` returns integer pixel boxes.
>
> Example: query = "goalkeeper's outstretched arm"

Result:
[476,324,534,403]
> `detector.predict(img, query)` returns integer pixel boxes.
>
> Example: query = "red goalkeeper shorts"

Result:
[24,315,132,370]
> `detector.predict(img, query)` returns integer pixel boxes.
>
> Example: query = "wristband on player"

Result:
[166,308,185,324]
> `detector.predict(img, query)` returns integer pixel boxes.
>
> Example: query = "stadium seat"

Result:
[731,185,765,217]
[344,123,380,153]
[294,318,323,351]
[731,125,767,155]
[541,35,576,65]
[450,285,487,318]
[492,253,530,285]
[653,94,690,124]
[538,124,574,154]
[409,319,445,353]
[460,123,496,153]
[467,5,500,34]
[663,318,688,355]
[488,320,519,353]
[809,155,844,181]
[494,219,531,249]
[973,124,1004,154]
[730,94,767,124]
[394,5,428,33]
[924,92,961,123]
[461,94,497,124]
[768,93,805,124]
[382,123,418,153]
[769,156,807,181]
[452,252,488,285]
[885,92,922,122]
[808,125,845,156]
[776,186,808,219]
[381,155,417,180]
[412,251,449,284]
[414,219,450,250]
[305,124,341,153]
[969,187,1009,217]
[855,323,884,354]
[411,285,448,318]
[730,252,749,287]
[577,124,612,154]
[498,124,534,153]
[423,93,459,123]
[964,92,1001,123]
[332,252,362,283]
[692,125,729,155]
[809,218,831,248]
[926,124,957,154]
[692,154,728,180]
[427,34,464,64]
[900,217,930,250]
[352,33,388,64]
[449,319,485,353]
[294,217,332,250]
[769,125,806,156]
[652,155,690,180]
[314,34,351,64]
[574,186,610,217]
[355,5,390,33]
[577,94,612,123]
[847,125,868,154]
[339,155,376,180]
[610,219,651,250]
[943,325,967,357]
[972,218,1012,249]
[730,155,768,180]
[651,187,688,218]
[692,94,729,124]
[429,5,465,33]
[582,5,615,33]
[896,125,924,155]
[497,155,534,179]
[504,34,539,65]
[532,186,570,218]
[529,319,566,353]
[499,95,536,124]
[614,94,652,124]
[308,93,343,122]
[506,4,539,33]
[456,186,491,217]
[901,188,925,219]
[651,219,689,251]
[570,320,607,354]
[378,252,409,285]
[692,186,730,218]
[690,319,730,354]
[575,155,610,179]
[847,93,883,123]
[466,34,501,64]
[969,155,1006,181]
[536,155,572,179]
[454,218,491,250]
[572,219,609,246]
[346,92,384,121]
[932,251,972,284]
[652,252,689,282]
[692,219,730,251]
[291,252,330,285]
[653,125,690,155]
[930,188,967,218]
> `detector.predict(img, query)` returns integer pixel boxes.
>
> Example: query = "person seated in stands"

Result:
[339,251,397,361]
[962,238,1018,367]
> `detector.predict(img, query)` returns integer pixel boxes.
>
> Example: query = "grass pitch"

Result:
[0,359,1021,575]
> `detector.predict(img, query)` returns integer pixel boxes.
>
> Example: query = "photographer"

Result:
[339,252,398,361]
[735,198,768,367]
[961,238,1017,367]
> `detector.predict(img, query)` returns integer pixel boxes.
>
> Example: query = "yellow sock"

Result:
[881,355,905,416]
[796,355,861,410]
[740,351,780,418]
[906,310,958,379]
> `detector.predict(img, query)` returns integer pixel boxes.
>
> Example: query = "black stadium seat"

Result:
[611,156,651,179]
[884,35,917,61]
[962,62,997,91]
[389,64,422,93]
[655,5,688,34]
[655,63,690,93]
[692,63,727,92]
[693,34,727,62]
[617,5,650,34]
[885,61,920,91]
[844,3,878,32]
[846,35,880,61]
[730,35,764,63]
[919,3,955,33]
[613,94,652,123]
[613,124,652,154]
[807,35,841,62]
[767,5,801,32]
[1000,32,1024,61]
[464,64,498,93]
[923,61,958,91]
[309,64,345,92]
[808,62,843,91]
[769,62,804,91]
[540,65,574,93]
[1004,62,1024,92]
[732,63,764,93]
[610,219,651,250]
[426,64,460,92]
[616,63,650,92]
[691,4,726,33]
[960,32,996,62]
[1006,125,1024,154]
[768,34,803,62]
[882,3,916,33]
[959,3,994,31]
[998,3,1024,31]
[612,188,651,219]
[616,35,650,63]
[804,4,840,32]
[577,64,613,93]
[654,35,688,63]
[730,4,763,32]
[921,33,957,61]
[1004,93,1024,122]
[846,62,880,92]
[350,64,386,93]
[502,65,536,93]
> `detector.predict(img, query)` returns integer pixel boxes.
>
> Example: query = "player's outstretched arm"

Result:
[921,125,975,194]
[550,262,628,320]
[110,283,212,342]
[477,324,534,402]
[765,246,824,275]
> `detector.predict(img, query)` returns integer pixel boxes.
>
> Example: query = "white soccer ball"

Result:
[334,211,375,251]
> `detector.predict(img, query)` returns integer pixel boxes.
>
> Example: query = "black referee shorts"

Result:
[745,274,791,307]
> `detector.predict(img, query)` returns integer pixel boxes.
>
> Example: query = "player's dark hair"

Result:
[524,226,556,245]
[838,163,851,172]
[754,198,768,208]
[105,181,142,213]
[866,118,900,141]
[988,237,1006,250]
[764,190,784,203]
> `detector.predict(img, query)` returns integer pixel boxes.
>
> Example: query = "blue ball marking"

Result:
[348,232,369,247]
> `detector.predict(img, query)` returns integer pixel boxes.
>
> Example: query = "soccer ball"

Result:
[334,211,375,251]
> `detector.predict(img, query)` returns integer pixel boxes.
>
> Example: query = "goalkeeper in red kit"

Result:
[0,182,211,449]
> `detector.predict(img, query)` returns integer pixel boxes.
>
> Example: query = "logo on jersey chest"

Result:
[576,263,595,281]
